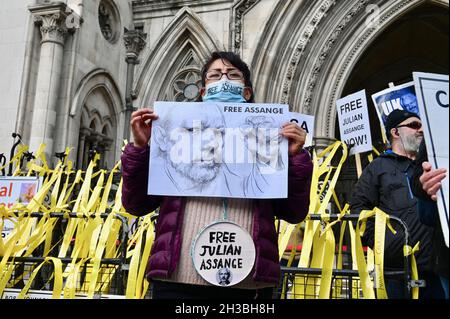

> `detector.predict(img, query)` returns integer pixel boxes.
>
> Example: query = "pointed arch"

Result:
[102,122,112,136]
[88,109,102,129]
[70,69,123,119]
[134,7,223,107]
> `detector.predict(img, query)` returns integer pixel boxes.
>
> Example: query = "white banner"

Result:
[371,81,419,127]
[336,89,372,155]
[413,72,449,247]
[289,112,315,148]
[148,102,290,199]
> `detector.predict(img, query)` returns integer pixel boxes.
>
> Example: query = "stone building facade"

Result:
[1,0,448,179]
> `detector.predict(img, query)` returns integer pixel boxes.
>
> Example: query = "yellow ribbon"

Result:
[403,242,420,299]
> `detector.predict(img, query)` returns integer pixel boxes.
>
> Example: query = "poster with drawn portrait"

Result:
[148,101,290,199]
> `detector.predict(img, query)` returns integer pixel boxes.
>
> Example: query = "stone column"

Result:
[28,3,73,161]
[87,132,102,165]
[123,28,147,141]
[77,127,91,169]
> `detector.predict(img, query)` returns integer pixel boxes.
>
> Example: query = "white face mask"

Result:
[203,79,246,103]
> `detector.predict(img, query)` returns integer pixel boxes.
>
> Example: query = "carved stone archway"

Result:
[251,0,448,149]
[134,7,223,107]
[68,69,123,168]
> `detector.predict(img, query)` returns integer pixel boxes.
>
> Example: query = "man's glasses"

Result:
[206,69,244,81]
[396,121,422,130]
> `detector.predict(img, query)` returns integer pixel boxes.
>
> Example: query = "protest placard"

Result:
[289,112,315,148]
[148,102,289,199]
[413,72,449,247]
[371,81,419,127]
[336,89,372,156]
[191,221,255,286]
[0,176,41,239]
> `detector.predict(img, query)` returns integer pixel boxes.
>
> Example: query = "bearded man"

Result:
[350,109,440,299]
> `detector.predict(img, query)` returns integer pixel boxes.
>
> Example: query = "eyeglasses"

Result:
[205,69,244,81]
[396,121,422,130]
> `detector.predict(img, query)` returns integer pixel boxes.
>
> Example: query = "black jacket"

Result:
[410,141,449,279]
[350,150,434,271]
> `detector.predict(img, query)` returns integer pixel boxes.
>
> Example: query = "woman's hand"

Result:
[281,122,306,156]
[131,108,159,148]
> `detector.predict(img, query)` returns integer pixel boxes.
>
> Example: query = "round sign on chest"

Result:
[191,221,256,287]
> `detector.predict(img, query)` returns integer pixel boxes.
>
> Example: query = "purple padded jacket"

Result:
[121,143,312,284]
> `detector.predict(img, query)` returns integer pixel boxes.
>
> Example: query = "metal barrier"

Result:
[2,212,416,299]
[1,212,129,299]
[275,214,413,299]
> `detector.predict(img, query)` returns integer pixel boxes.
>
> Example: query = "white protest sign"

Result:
[371,81,419,127]
[336,90,372,155]
[289,112,315,148]
[413,72,449,247]
[148,102,289,199]
[191,221,255,287]
[0,176,41,239]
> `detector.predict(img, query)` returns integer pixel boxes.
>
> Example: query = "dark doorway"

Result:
[335,2,449,206]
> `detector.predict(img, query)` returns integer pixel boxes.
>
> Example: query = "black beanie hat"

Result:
[385,109,420,140]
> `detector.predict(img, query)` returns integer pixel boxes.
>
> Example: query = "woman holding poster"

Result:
[121,51,313,299]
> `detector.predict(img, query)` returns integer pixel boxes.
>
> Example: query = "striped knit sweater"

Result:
[163,197,275,289]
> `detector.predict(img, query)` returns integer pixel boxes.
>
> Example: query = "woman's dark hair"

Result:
[198,51,254,103]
